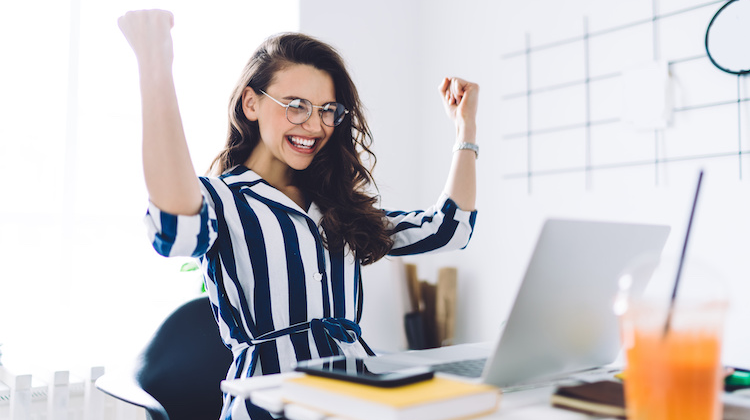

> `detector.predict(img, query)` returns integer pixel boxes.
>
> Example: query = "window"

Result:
[0,0,299,369]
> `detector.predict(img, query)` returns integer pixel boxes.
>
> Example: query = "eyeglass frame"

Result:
[258,89,349,127]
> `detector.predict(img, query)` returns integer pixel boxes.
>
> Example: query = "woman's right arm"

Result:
[118,10,203,215]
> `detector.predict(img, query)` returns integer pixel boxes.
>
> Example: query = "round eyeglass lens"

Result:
[323,103,347,127]
[286,98,312,124]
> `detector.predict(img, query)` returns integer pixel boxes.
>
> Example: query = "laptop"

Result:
[370,218,671,388]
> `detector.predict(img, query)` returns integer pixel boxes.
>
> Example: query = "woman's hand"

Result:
[439,77,478,211]
[118,9,175,69]
[118,9,202,215]
[438,77,479,137]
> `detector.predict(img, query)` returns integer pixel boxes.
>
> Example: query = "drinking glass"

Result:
[616,256,728,420]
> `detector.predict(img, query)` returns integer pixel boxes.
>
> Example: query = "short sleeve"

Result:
[144,197,219,258]
[385,193,477,256]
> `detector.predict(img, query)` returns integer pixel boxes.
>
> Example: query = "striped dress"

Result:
[144,165,477,419]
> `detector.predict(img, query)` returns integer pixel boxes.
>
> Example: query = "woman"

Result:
[118,9,479,420]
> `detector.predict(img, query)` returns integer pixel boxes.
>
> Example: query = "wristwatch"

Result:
[452,142,479,159]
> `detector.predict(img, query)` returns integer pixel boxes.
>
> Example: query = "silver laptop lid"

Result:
[481,218,670,387]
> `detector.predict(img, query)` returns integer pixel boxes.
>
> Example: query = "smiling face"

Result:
[242,64,336,182]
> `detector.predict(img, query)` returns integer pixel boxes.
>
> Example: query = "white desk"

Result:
[222,372,750,420]
[221,373,617,420]
[481,386,614,419]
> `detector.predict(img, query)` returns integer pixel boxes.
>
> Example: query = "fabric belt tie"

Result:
[248,317,361,346]
[310,317,361,344]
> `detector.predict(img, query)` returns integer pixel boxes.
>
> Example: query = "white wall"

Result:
[0,0,300,371]
[301,0,750,366]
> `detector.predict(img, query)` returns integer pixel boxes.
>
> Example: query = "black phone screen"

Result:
[294,356,434,387]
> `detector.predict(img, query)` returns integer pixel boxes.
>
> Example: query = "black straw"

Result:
[663,170,704,337]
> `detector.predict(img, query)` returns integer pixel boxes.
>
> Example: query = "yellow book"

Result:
[281,375,500,420]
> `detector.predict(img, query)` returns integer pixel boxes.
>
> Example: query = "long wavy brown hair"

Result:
[208,33,392,265]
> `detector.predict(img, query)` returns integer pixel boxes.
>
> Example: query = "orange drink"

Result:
[621,300,726,420]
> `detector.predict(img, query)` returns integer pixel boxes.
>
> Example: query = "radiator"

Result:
[0,366,146,420]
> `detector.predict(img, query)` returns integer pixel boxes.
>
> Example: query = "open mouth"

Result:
[287,135,317,153]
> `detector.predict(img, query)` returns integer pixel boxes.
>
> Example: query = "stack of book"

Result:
[550,380,626,418]
[279,374,500,420]
[550,379,750,419]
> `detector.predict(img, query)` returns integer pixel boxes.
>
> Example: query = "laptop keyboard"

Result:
[431,358,487,378]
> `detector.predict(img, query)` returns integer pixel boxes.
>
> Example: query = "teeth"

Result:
[288,136,316,149]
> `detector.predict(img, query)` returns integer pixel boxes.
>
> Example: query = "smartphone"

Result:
[294,356,434,387]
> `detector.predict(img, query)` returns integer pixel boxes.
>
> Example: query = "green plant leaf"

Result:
[180,261,200,272]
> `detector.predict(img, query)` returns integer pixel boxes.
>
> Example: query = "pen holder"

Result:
[404,312,427,350]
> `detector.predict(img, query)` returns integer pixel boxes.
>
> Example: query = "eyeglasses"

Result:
[259,90,349,127]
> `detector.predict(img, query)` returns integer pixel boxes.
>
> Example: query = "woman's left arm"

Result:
[439,77,479,211]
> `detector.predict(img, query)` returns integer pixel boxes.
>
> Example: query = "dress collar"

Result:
[220,165,320,221]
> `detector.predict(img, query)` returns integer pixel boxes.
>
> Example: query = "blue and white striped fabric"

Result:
[144,165,477,420]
